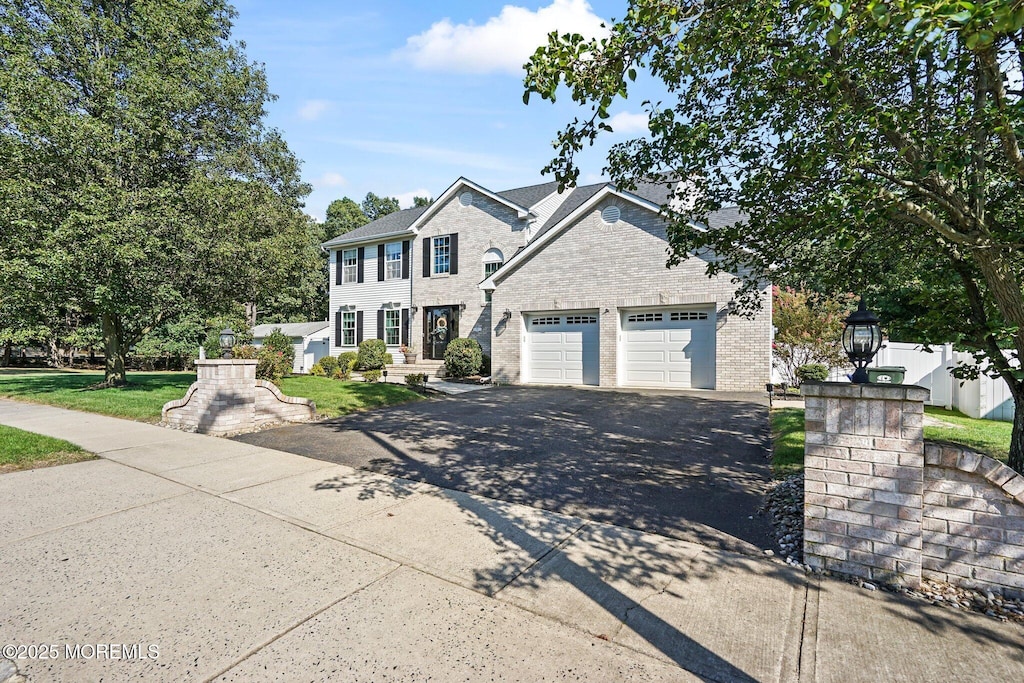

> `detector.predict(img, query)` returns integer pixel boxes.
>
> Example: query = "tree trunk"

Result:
[1010,403,1024,475]
[101,312,127,386]
[1,341,10,367]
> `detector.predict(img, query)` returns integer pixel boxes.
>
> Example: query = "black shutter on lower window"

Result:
[377,244,385,282]
[401,240,410,279]
[356,311,364,345]
[401,308,409,346]
[449,233,459,275]
[357,247,365,283]
[377,309,385,341]
[335,251,343,285]
[334,312,342,348]
[422,237,431,277]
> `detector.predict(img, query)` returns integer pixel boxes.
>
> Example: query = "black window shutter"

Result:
[335,251,343,285]
[356,311,364,345]
[401,240,410,279]
[357,247,365,283]
[401,308,409,346]
[422,237,431,277]
[377,244,385,281]
[450,233,459,275]
[334,312,342,348]
[377,309,385,341]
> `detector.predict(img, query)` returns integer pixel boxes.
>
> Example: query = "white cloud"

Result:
[393,189,434,209]
[298,99,331,121]
[327,137,526,172]
[607,111,649,134]
[317,172,347,188]
[401,0,608,75]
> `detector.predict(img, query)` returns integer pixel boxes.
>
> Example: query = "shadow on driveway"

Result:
[233,386,774,553]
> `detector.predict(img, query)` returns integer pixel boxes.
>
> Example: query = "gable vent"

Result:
[601,205,621,224]
[459,191,474,207]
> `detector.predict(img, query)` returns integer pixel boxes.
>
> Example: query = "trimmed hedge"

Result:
[444,338,482,378]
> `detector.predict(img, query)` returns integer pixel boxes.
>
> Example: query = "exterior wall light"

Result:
[502,309,512,321]
[219,328,236,359]
[842,299,882,383]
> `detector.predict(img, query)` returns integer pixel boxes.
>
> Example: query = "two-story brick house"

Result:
[322,177,771,392]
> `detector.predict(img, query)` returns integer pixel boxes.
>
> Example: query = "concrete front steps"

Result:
[385,360,446,378]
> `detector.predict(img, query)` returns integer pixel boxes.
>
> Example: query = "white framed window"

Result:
[433,235,450,275]
[342,311,356,346]
[670,311,709,321]
[627,312,663,323]
[385,309,400,346]
[385,242,402,280]
[342,248,358,284]
[531,316,561,326]
[566,315,597,324]
[482,248,503,303]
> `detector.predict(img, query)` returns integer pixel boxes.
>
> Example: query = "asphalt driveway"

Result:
[233,386,774,552]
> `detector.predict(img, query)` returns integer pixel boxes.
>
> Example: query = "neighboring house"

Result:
[252,322,330,374]
[322,177,771,392]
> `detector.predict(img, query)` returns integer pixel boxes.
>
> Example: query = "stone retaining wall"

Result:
[803,382,1024,598]
[162,360,315,435]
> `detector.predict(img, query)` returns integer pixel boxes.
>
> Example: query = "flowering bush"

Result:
[773,286,855,386]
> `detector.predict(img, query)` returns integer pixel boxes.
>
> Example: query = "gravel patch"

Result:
[762,474,1024,623]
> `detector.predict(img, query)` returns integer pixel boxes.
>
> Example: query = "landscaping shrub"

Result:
[338,351,358,372]
[310,355,340,377]
[231,345,258,359]
[263,328,294,367]
[331,366,350,380]
[444,338,482,377]
[480,353,491,376]
[405,372,427,388]
[796,363,829,384]
[362,369,382,383]
[356,340,389,370]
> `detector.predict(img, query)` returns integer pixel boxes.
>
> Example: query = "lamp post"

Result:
[219,328,236,360]
[842,300,882,383]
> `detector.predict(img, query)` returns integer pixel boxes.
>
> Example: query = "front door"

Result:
[424,306,459,360]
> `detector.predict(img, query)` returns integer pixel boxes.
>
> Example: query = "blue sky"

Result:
[230,0,656,221]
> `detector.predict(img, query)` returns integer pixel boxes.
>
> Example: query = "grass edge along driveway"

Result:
[0,424,95,474]
[769,406,1012,478]
[0,370,421,422]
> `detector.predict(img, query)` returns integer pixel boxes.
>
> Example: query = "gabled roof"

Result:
[321,206,428,248]
[252,321,329,339]
[496,180,561,209]
[480,182,745,289]
[410,176,534,229]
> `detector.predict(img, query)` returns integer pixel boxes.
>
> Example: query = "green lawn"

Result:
[0,424,94,473]
[0,370,421,422]
[769,406,1013,477]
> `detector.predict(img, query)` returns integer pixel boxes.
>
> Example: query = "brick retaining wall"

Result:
[803,382,1024,598]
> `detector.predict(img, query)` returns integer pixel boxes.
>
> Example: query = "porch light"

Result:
[842,299,882,384]
[219,328,236,359]
[502,309,512,321]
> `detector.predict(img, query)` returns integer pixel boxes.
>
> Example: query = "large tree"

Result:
[1,0,312,385]
[361,192,401,221]
[525,1,1024,472]
[324,196,369,240]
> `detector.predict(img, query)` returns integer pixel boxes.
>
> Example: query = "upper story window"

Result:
[341,248,358,284]
[385,242,402,280]
[482,248,503,304]
[433,235,450,275]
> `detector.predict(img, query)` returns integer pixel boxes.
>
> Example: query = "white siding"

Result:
[526,190,572,242]
[328,240,413,360]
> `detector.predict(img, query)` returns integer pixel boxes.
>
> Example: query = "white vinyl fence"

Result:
[819,342,1015,422]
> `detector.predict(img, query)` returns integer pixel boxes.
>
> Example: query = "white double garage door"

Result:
[523,308,715,389]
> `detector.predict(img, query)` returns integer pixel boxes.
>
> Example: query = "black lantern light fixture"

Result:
[219,328,236,359]
[842,300,882,383]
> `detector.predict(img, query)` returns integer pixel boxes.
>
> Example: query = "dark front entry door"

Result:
[425,306,458,360]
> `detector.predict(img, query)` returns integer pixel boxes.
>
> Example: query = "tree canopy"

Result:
[0,0,314,385]
[324,197,369,240]
[361,192,401,221]
[525,0,1024,471]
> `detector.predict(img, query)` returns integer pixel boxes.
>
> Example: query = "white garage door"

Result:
[621,310,715,389]
[525,313,599,386]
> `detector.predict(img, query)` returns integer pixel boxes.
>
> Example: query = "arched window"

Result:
[482,249,504,303]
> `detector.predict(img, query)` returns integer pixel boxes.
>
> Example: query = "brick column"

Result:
[802,382,930,587]
[163,359,258,435]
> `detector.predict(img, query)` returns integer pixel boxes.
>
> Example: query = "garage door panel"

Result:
[526,314,598,386]
[621,310,715,390]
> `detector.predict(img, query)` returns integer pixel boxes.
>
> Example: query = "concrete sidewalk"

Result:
[1,400,1021,682]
